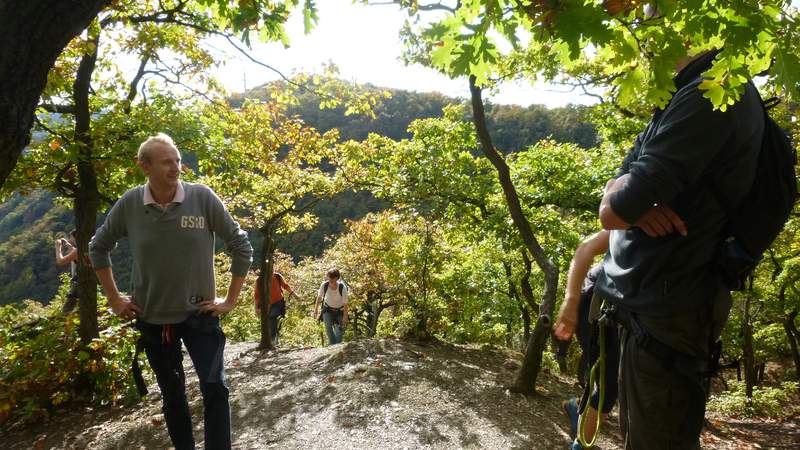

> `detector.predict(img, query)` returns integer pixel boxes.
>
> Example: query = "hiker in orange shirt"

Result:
[254,270,299,344]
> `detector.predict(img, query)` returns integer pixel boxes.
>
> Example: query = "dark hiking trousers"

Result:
[268,300,286,344]
[618,327,705,450]
[136,315,230,450]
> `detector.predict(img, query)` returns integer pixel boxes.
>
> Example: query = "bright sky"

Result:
[209,1,594,108]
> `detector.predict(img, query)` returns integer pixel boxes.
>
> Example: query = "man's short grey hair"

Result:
[137,133,179,163]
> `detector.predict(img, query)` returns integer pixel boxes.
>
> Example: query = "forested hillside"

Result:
[0,85,596,306]
[242,82,598,258]
[0,192,72,305]
[0,192,134,306]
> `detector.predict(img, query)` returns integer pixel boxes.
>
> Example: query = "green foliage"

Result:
[0,286,145,427]
[541,349,562,376]
[707,381,800,419]
[400,0,800,109]
[203,99,340,235]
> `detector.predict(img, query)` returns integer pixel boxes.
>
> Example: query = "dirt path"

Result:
[3,338,796,449]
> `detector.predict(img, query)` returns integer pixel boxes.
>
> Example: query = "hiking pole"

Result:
[576,306,608,449]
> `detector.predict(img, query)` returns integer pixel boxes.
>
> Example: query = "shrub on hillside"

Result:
[707,381,799,419]
[0,279,145,427]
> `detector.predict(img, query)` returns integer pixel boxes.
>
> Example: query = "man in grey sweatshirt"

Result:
[90,133,252,450]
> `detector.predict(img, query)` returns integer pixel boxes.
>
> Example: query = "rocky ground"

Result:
[4,338,799,449]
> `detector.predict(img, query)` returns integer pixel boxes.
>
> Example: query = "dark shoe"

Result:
[62,296,77,313]
[562,397,580,440]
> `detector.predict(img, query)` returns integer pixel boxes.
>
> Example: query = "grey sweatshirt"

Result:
[90,182,253,324]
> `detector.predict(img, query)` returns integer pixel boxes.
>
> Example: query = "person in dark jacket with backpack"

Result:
[312,268,348,345]
[596,49,764,449]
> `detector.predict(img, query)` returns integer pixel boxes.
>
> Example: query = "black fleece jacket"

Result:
[595,51,763,322]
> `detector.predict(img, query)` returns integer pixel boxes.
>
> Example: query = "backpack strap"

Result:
[763,96,781,110]
[323,281,345,296]
[704,89,772,218]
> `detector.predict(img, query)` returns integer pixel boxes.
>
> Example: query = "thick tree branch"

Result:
[101,0,188,27]
[33,114,71,142]
[368,1,458,13]
[38,103,77,114]
[124,53,152,112]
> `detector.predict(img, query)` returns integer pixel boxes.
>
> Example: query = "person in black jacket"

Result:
[595,49,763,449]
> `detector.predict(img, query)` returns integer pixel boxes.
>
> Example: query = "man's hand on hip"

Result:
[109,295,143,321]
[198,298,235,317]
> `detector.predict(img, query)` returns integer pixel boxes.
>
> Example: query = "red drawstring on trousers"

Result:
[162,324,174,345]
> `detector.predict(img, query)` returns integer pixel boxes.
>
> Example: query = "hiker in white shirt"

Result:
[312,268,348,345]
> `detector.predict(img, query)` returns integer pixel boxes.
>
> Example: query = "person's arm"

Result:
[90,193,139,319]
[600,174,687,237]
[282,279,299,300]
[199,186,253,316]
[600,85,732,235]
[96,266,142,319]
[554,231,610,341]
[206,185,252,279]
[55,240,78,267]
[312,284,324,318]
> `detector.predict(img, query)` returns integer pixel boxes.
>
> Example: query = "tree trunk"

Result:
[258,226,277,350]
[0,0,111,187]
[552,334,570,374]
[520,305,531,348]
[784,308,800,381]
[519,251,539,315]
[742,293,756,397]
[352,307,361,338]
[411,222,434,341]
[469,76,559,394]
[503,260,530,349]
[365,292,380,338]
[74,32,100,346]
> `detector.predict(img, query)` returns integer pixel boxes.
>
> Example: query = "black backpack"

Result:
[714,97,798,290]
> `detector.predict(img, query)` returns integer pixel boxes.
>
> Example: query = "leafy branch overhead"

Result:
[202,100,342,234]
[402,0,800,109]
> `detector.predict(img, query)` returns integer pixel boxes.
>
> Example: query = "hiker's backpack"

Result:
[714,97,798,291]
